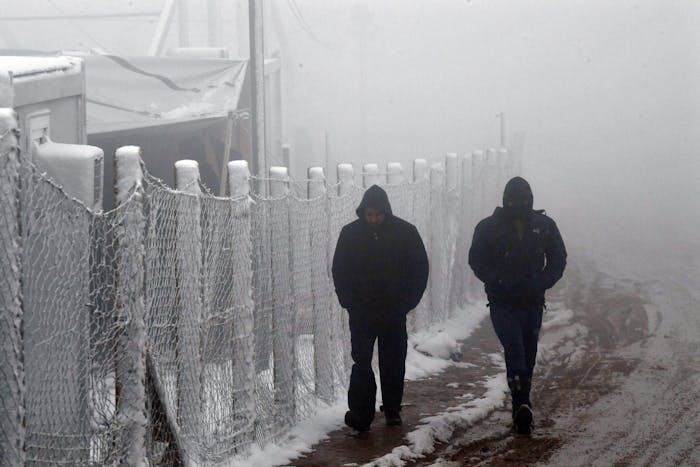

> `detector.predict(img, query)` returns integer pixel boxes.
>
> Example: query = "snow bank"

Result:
[406,303,488,380]
[224,304,489,467]
[223,303,579,467]
[369,373,507,467]
[227,401,346,467]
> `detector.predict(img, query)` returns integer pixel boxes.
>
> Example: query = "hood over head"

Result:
[356,184,393,218]
[502,176,533,220]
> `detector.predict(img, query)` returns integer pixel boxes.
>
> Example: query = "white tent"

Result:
[85,54,247,135]
[84,55,250,208]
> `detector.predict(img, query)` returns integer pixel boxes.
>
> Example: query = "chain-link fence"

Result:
[0,110,516,465]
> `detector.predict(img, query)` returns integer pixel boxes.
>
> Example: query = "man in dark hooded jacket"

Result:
[468,176,566,435]
[332,184,429,432]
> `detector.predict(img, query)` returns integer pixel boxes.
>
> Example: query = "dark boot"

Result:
[380,405,402,426]
[344,410,372,432]
[513,404,533,435]
[507,375,522,419]
[508,375,533,435]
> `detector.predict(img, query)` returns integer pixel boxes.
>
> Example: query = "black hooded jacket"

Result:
[332,185,429,317]
[468,177,567,306]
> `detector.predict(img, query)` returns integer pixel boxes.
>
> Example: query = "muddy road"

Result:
[288,258,700,466]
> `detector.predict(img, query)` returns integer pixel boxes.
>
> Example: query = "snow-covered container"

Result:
[0,55,105,210]
[0,56,86,153]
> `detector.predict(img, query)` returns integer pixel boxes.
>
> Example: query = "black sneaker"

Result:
[513,404,533,435]
[384,412,402,426]
[344,411,371,432]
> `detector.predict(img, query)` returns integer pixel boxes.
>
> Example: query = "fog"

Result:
[268,0,700,272]
[2,0,699,272]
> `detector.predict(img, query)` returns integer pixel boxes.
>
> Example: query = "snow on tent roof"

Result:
[0,55,81,77]
[85,55,247,135]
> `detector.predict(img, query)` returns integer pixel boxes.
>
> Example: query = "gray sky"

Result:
[2,0,698,266]
[271,0,700,267]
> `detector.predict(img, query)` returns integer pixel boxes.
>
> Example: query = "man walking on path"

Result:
[332,185,429,432]
[468,176,567,435]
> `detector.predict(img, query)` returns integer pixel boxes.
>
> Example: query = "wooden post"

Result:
[269,166,295,425]
[362,163,380,188]
[337,163,354,196]
[386,162,404,185]
[227,160,255,449]
[114,146,147,465]
[445,153,459,192]
[174,159,203,444]
[0,108,25,467]
[308,167,333,402]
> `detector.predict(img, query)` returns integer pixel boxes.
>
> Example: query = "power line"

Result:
[285,0,329,48]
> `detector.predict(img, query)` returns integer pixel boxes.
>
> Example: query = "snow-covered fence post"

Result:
[486,148,500,206]
[362,163,380,188]
[227,160,256,450]
[460,153,477,301]
[335,163,354,376]
[269,166,295,426]
[445,153,462,316]
[114,146,148,465]
[445,153,459,193]
[174,159,203,446]
[337,163,354,196]
[0,108,25,467]
[308,167,333,403]
[499,147,511,180]
[410,159,430,332]
[471,150,485,220]
[387,162,404,185]
[414,159,428,183]
[229,160,251,198]
[429,163,448,324]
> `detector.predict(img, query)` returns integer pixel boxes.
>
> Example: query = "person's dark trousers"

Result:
[489,303,543,410]
[348,311,408,425]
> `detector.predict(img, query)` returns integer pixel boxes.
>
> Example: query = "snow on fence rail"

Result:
[0,108,517,465]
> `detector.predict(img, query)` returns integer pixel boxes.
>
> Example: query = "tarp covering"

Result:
[85,55,247,135]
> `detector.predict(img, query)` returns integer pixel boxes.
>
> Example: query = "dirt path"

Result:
[287,258,699,466]
[422,263,650,466]
[289,306,505,466]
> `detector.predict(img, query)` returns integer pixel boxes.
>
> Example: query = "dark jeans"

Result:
[489,303,543,380]
[348,312,407,422]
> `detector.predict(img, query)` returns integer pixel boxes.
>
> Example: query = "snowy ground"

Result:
[228,302,494,467]
[224,298,579,465]
[224,254,699,467]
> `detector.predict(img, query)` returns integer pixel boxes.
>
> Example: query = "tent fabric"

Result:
[85,55,247,135]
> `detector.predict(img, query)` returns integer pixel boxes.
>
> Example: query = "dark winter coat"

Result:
[332,185,429,319]
[468,206,567,307]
